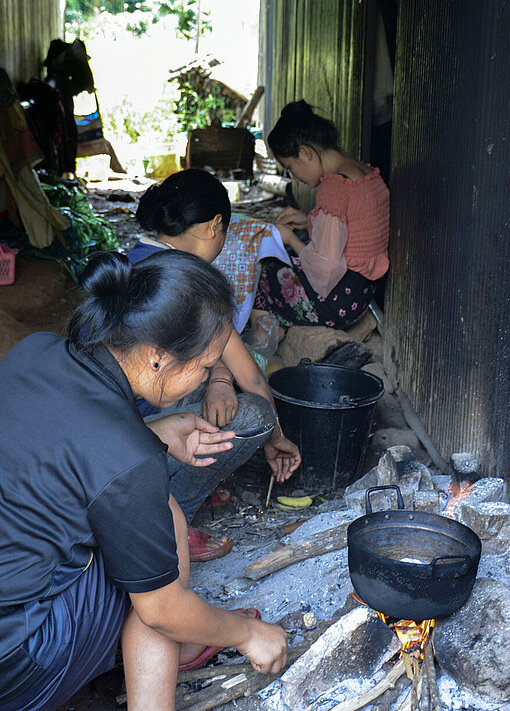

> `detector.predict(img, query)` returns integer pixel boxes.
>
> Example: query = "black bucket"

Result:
[268,359,384,493]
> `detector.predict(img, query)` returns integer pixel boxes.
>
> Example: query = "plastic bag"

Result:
[243,313,279,373]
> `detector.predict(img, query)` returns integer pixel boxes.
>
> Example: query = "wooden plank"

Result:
[243,521,350,581]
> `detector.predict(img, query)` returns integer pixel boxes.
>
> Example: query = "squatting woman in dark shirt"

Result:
[0,250,287,710]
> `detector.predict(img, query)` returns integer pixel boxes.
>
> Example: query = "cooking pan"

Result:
[347,485,481,620]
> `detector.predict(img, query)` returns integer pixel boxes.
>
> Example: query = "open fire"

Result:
[377,616,435,660]
[444,480,473,519]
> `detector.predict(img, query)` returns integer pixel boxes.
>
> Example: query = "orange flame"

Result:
[444,481,472,519]
[378,614,435,659]
[351,593,434,659]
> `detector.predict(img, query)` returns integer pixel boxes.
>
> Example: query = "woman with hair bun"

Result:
[0,249,288,710]
[131,169,301,562]
[253,99,389,329]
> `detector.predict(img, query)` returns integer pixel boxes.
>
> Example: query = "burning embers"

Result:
[377,615,435,661]
[347,594,442,709]
[352,592,434,661]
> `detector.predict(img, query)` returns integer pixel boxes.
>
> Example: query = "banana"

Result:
[276,495,313,509]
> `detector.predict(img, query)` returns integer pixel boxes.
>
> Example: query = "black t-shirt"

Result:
[0,333,179,660]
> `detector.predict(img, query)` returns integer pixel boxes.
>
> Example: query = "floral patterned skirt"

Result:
[254,256,376,329]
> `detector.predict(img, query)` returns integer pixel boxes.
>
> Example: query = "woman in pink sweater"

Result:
[254,100,389,329]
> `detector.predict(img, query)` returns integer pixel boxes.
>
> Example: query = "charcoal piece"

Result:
[319,340,372,368]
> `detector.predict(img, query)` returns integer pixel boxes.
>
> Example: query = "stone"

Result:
[482,538,510,555]
[280,606,398,711]
[364,330,383,360]
[460,501,510,540]
[413,489,440,514]
[344,448,434,513]
[362,361,395,394]
[344,487,414,514]
[343,309,378,342]
[374,391,408,429]
[277,326,353,368]
[451,478,506,523]
[450,452,479,482]
[433,578,510,702]
[377,446,434,491]
[371,428,429,464]
[431,474,453,492]
[344,467,379,497]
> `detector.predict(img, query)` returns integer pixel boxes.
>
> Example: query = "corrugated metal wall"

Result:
[263,0,376,213]
[383,0,510,475]
[0,0,64,84]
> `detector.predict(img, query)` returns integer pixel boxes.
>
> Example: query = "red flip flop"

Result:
[200,486,232,510]
[178,608,262,673]
[188,526,234,562]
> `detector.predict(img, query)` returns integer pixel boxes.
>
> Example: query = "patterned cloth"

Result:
[255,255,375,329]
[212,214,291,331]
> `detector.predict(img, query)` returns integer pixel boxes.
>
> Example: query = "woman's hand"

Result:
[237,618,288,675]
[203,380,239,428]
[146,413,234,466]
[276,224,305,255]
[275,207,308,230]
[263,430,301,482]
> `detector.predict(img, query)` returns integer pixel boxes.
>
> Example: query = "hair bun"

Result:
[281,99,313,119]
[79,251,132,301]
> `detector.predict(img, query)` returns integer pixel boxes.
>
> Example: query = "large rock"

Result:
[277,326,350,367]
[461,501,510,540]
[280,606,398,711]
[370,428,429,464]
[344,446,434,514]
[277,312,377,368]
[433,578,510,702]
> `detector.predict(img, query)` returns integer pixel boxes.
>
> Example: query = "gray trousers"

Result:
[145,384,274,523]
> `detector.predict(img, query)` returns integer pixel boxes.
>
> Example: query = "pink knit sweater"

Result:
[306,168,389,283]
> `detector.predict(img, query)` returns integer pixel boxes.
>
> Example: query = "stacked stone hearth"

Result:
[251,446,510,711]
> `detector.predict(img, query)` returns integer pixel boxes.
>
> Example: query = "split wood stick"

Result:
[244,520,350,580]
[424,642,443,710]
[323,659,406,711]
[179,652,307,711]
[234,85,264,127]
[178,671,272,710]
[177,645,308,683]
[372,675,410,711]
[419,655,430,711]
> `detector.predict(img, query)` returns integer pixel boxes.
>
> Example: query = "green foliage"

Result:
[65,0,211,40]
[40,179,119,279]
[175,83,237,132]
[103,93,179,146]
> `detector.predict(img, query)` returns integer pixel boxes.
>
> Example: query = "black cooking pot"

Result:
[347,485,481,620]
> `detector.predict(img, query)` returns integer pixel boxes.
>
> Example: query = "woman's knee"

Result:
[234,392,275,427]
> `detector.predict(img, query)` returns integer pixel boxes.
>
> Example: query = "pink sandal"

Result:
[188,526,234,562]
[178,608,262,673]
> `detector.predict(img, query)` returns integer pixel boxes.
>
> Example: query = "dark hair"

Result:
[267,100,340,159]
[67,250,234,367]
[135,168,231,236]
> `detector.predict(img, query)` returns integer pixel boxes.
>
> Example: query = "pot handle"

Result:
[428,555,470,578]
[365,485,405,514]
